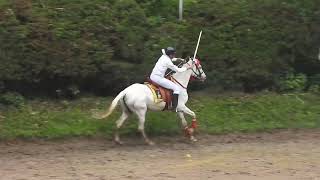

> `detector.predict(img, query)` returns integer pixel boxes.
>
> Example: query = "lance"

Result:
[165,30,203,77]
[192,30,202,61]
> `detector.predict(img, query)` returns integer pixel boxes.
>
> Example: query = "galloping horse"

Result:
[95,58,206,145]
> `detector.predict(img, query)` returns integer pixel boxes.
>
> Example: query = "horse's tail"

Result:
[94,89,128,119]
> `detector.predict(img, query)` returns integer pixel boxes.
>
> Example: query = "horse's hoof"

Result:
[146,140,155,146]
[114,139,124,145]
[190,136,198,142]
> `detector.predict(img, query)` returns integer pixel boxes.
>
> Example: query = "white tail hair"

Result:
[94,89,127,119]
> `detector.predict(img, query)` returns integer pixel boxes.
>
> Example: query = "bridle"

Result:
[165,59,204,89]
[186,60,204,80]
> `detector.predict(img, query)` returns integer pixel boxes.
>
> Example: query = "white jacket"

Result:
[150,55,187,77]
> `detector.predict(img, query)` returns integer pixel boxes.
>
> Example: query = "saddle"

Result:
[144,77,173,111]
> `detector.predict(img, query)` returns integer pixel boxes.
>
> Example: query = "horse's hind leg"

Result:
[114,111,129,144]
[135,105,154,145]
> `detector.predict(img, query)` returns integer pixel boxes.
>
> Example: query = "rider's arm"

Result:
[172,58,185,62]
[166,59,187,72]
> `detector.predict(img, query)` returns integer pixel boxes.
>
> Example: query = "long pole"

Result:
[193,30,202,61]
[179,0,183,21]
[165,31,202,77]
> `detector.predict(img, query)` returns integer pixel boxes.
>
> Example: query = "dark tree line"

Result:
[0,0,319,97]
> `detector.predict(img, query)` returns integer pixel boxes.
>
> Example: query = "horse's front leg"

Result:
[177,106,198,142]
[177,111,188,128]
[180,105,196,119]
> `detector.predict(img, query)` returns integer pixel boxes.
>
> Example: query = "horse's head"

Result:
[186,57,206,81]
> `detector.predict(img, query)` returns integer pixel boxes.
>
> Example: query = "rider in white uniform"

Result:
[150,47,188,111]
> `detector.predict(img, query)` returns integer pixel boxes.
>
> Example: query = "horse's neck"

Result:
[172,60,193,89]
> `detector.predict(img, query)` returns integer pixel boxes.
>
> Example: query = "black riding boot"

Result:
[172,94,179,111]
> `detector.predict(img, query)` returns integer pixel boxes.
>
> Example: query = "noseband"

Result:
[166,59,203,79]
[185,61,203,80]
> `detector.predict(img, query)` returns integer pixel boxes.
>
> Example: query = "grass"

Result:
[0,93,319,139]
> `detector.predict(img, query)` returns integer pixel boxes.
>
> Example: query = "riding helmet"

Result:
[165,47,176,55]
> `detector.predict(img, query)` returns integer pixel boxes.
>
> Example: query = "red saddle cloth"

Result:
[145,77,173,111]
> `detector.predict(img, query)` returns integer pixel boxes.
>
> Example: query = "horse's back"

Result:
[124,83,165,111]
[123,83,152,103]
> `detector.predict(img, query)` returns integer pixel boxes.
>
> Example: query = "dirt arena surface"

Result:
[0,129,320,180]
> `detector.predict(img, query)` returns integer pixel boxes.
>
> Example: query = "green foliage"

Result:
[0,93,319,139]
[309,85,320,93]
[112,0,148,63]
[0,0,319,95]
[276,73,308,92]
[308,74,320,93]
[0,92,25,107]
[185,0,320,92]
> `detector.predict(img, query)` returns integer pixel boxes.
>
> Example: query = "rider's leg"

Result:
[150,75,180,92]
[150,75,181,111]
[172,93,179,111]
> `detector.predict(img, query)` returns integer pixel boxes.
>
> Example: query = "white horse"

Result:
[95,58,206,145]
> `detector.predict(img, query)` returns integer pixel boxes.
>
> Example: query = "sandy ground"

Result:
[0,130,320,180]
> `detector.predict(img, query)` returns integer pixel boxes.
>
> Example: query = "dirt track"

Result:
[0,130,320,180]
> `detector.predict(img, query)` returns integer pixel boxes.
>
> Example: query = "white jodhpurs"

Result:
[150,74,181,94]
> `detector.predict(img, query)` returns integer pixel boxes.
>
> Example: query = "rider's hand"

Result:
[186,64,193,70]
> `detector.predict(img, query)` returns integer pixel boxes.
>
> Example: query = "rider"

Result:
[150,47,189,111]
